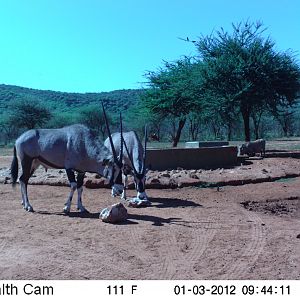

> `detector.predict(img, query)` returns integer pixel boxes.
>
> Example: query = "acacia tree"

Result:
[77,105,112,140]
[271,105,295,137]
[9,98,51,130]
[250,104,267,139]
[142,57,203,147]
[196,21,300,141]
[0,116,18,144]
[188,111,202,141]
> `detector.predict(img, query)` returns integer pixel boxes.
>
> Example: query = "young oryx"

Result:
[11,106,122,213]
[104,127,148,201]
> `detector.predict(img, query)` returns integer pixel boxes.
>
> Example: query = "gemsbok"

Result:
[11,104,122,213]
[104,127,148,201]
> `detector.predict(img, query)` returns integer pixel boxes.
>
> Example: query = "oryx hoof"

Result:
[63,208,70,214]
[112,191,121,197]
[26,206,34,213]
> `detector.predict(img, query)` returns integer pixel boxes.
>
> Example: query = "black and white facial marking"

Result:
[134,173,147,199]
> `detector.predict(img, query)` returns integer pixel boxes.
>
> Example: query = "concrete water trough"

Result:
[185,141,229,148]
[146,146,238,171]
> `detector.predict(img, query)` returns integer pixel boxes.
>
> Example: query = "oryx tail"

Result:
[11,146,18,187]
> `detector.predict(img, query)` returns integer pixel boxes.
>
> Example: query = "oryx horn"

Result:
[142,125,147,175]
[123,136,138,175]
[101,101,119,164]
[119,112,123,164]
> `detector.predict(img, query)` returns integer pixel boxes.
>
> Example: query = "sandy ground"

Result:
[0,155,300,280]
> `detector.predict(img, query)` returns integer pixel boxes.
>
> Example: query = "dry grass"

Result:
[0,147,13,156]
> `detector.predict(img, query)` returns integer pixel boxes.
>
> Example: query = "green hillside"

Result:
[0,84,144,113]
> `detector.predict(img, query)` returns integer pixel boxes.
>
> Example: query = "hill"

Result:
[0,84,144,113]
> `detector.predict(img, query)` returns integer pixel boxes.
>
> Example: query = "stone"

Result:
[160,172,171,178]
[128,198,151,208]
[85,178,107,189]
[150,178,160,184]
[99,203,128,223]
[189,173,199,179]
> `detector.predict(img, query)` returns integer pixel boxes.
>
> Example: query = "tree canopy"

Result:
[142,21,300,144]
[8,98,52,130]
[142,57,204,146]
[196,21,300,141]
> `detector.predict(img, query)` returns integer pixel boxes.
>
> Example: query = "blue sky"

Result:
[0,0,299,93]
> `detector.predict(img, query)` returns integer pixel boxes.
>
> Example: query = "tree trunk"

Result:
[189,121,198,141]
[283,121,289,137]
[172,118,186,147]
[211,122,220,139]
[254,126,259,140]
[242,109,251,142]
[227,123,232,141]
[251,110,263,140]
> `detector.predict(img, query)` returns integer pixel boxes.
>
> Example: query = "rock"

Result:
[160,173,171,178]
[128,198,151,208]
[296,234,300,239]
[85,178,107,189]
[46,175,57,178]
[150,178,160,184]
[189,173,199,179]
[100,203,128,223]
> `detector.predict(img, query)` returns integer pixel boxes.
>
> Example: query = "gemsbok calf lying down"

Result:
[104,128,148,201]
[11,106,122,213]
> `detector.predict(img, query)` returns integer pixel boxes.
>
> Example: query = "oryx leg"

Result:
[121,166,131,200]
[64,169,77,213]
[76,172,88,213]
[137,190,148,200]
[121,174,128,200]
[30,159,40,177]
[19,154,34,212]
[111,169,123,198]
[136,180,148,200]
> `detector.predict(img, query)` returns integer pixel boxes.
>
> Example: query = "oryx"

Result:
[104,128,148,201]
[10,105,122,213]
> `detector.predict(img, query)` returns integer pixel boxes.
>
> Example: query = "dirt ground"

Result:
[0,155,300,280]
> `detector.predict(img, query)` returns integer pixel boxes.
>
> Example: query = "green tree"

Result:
[271,105,295,137]
[9,98,51,130]
[77,105,112,140]
[142,57,203,147]
[45,111,76,128]
[195,21,300,141]
[0,115,18,144]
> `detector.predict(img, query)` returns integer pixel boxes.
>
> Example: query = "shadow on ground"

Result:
[149,197,202,208]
